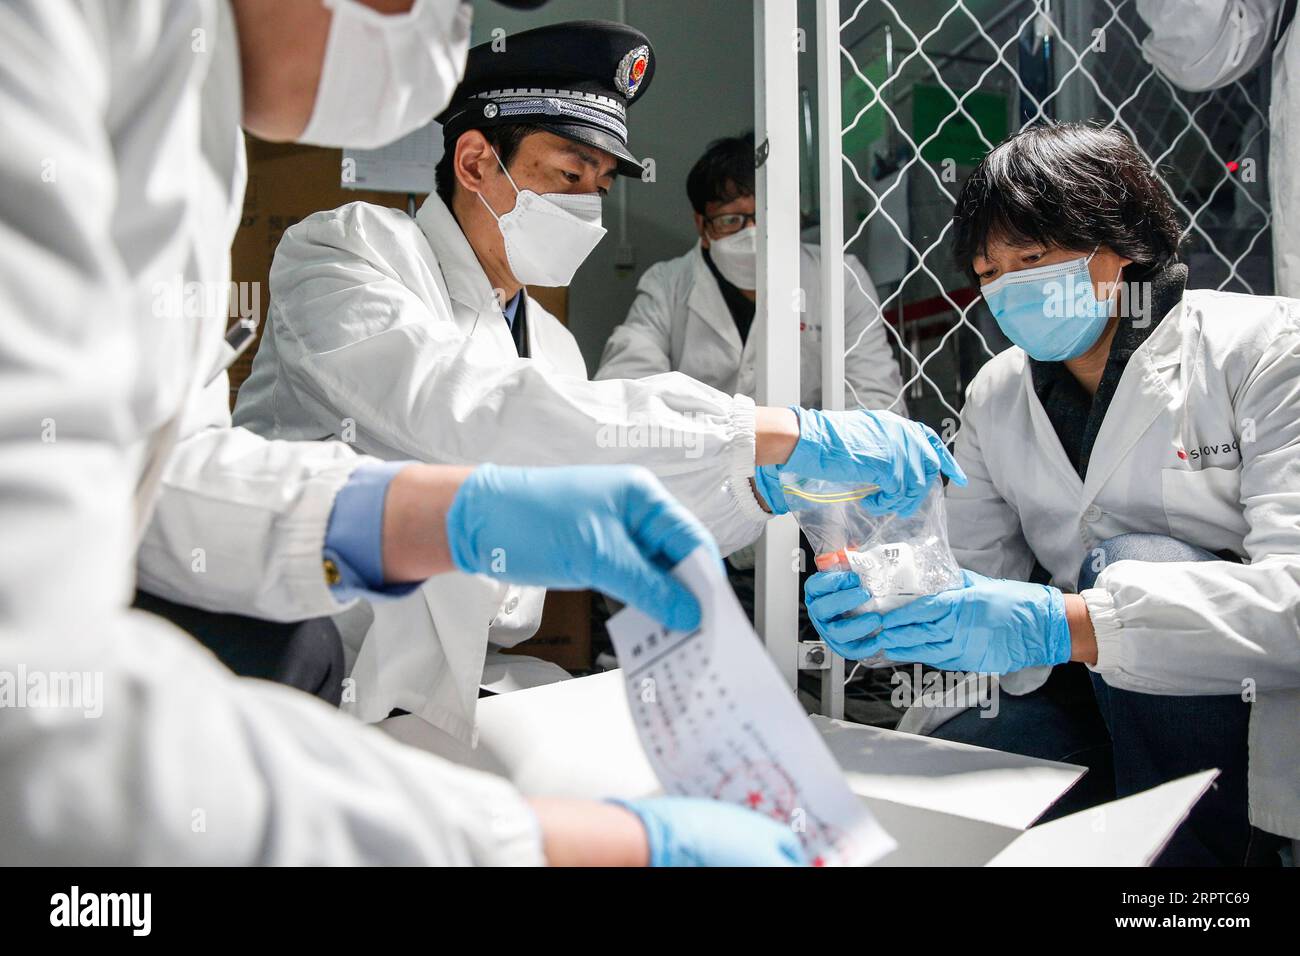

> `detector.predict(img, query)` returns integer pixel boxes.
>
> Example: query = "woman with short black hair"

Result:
[952,122,1183,286]
[806,123,1300,865]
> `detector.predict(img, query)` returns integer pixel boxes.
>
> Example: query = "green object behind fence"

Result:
[912,83,1008,166]
[842,56,889,160]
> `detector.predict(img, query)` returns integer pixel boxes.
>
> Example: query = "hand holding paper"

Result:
[607,547,895,866]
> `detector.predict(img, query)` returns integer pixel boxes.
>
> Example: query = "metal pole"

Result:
[816,0,846,720]
[754,0,801,690]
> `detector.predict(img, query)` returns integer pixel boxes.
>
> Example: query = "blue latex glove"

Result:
[753,464,789,515]
[447,464,719,632]
[804,569,1072,674]
[611,797,809,867]
[758,408,967,517]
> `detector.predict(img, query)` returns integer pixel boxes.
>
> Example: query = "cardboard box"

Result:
[503,589,592,673]
[382,670,1216,867]
[230,139,418,405]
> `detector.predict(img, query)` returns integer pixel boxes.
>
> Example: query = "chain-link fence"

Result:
[800,0,1273,722]
[817,0,1272,432]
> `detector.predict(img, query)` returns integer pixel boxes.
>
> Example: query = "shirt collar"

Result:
[502,289,523,328]
[415,193,503,315]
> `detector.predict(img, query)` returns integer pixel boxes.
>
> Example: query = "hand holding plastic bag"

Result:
[789,475,964,666]
[807,569,1072,674]
[755,408,966,516]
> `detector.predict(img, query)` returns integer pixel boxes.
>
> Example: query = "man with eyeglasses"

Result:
[596,132,905,413]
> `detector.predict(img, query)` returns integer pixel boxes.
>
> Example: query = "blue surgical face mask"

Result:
[981,249,1118,361]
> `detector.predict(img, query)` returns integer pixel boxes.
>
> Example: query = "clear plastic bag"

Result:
[783,474,963,666]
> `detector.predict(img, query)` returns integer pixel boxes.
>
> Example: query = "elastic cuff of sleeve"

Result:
[726,395,769,526]
[1081,586,1127,675]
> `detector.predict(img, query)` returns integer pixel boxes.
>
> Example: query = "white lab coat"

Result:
[0,0,544,864]
[1136,0,1300,295]
[234,194,769,738]
[900,289,1300,839]
[595,242,906,412]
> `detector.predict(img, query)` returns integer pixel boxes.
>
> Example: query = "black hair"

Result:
[434,123,546,206]
[951,122,1184,279]
[686,131,756,215]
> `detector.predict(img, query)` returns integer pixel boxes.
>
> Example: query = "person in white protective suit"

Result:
[1135,0,1299,295]
[805,124,1300,866]
[0,0,834,867]
[595,131,905,413]
[234,20,966,740]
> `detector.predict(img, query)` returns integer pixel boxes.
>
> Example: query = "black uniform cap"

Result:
[437,20,655,177]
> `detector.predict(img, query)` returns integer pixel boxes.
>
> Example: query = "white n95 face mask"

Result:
[298,0,472,150]
[708,226,757,290]
[479,149,607,287]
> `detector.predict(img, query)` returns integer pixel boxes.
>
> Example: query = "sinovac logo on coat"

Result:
[1176,438,1240,462]
[50,886,151,936]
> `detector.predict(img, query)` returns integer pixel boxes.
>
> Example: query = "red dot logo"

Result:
[1177,449,1187,460]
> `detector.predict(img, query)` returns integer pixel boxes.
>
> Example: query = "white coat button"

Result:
[504,596,519,614]
[1083,505,1102,523]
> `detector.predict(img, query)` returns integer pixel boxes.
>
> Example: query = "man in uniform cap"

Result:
[439,19,653,177]
[428,19,656,356]
[235,20,961,740]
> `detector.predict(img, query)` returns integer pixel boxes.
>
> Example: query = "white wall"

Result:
[470,0,755,368]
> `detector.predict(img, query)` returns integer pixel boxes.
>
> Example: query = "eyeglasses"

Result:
[704,212,758,237]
